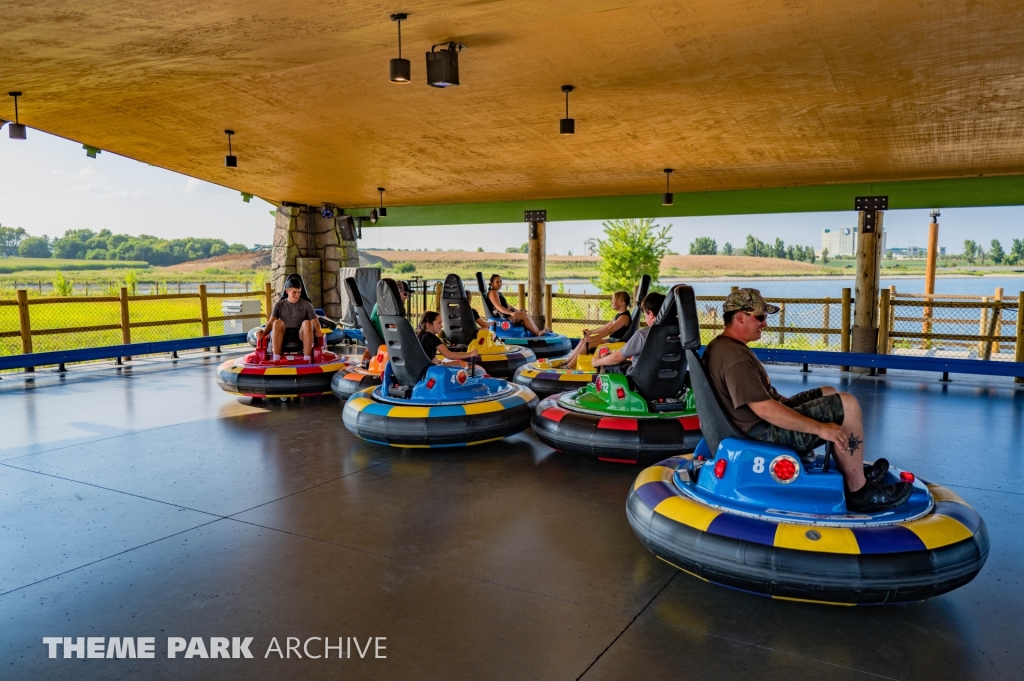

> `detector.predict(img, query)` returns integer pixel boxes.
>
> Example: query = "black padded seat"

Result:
[628,284,700,402]
[377,278,435,392]
[345,277,384,351]
[685,349,749,456]
[275,274,313,353]
[475,272,500,318]
[441,274,478,347]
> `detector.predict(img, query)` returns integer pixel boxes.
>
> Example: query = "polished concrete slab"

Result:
[1,352,1022,679]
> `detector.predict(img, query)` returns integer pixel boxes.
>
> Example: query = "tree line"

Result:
[0,226,249,265]
[962,239,1024,265]
[688,235,818,262]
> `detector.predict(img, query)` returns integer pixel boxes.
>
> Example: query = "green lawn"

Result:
[0,257,149,274]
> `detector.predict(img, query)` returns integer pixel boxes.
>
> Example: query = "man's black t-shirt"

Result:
[418,331,443,359]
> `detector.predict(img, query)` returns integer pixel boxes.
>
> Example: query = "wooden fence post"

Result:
[264,282,273,323]
[840,288,852,370]
[978,297,989,357]
[199,284,210,352]
[994,287,1004,354]
[16,289,33,372]
[433,282,442,312]
[1015,292,1024,384]
[518,283,526,310]
[877,289,891,355]
[545,283,553,331]
[822,298,831,347]
[777,302,786,346]
[119,286,132,362]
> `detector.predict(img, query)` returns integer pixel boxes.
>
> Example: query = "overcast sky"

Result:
[2,129,1022,255]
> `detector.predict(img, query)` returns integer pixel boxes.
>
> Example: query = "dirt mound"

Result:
[162,250,271,272]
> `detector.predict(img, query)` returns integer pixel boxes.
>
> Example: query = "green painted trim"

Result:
[356,175,1024,226]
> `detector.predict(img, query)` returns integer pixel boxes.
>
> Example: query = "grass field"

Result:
[0,257,149,274]
[0,292,266,356]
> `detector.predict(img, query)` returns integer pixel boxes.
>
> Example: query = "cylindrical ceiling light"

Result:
[8,92,26,140]
[559,85,575,135]
[224,130,237,167]
[378,187,388,217]
[390,14,411,83]
[426,42,463,88]
[662,168,674,206]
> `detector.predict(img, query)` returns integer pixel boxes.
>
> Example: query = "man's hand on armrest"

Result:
[747,399,851,456]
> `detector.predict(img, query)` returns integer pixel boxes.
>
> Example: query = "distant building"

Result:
[820,227,886,258]
[887,246,945,259]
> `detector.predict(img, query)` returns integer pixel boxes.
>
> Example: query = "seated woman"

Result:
[254,274,323,361]
[486,274,544,337]
[416,311,480,365]
[466,292,494,330]
[562,290,631,369]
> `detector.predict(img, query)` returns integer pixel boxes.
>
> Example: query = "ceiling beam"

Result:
[353,175,1024,227]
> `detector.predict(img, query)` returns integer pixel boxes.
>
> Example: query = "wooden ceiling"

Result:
[4,0,1024,210]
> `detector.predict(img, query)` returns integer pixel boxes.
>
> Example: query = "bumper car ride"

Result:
[532,373,703,464]
[627,443,989,605]
[218,328,349,399]
[343,362,538,448]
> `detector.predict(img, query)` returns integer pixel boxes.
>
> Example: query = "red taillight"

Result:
[456,370,468,385]
[900,471,915,483]
[713,459,727,478]
[502,321,510,330]
[426,378,436,389]
[616,387,625,399]
[772,458,797,482]
[595,377,603,392]
[376,353,384,363]
[598,347,609,357]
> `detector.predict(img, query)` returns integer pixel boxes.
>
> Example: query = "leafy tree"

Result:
[722,242,733,256]
[744,234,770,258]
[806,247,816,264]
[505,243,529,254]
[989,239,1005,265]
[1007,239,1024,265]
[18,235,51,258]
[963,240,978,264]
[595,218,672,293]
[689,236,717,255]
[0,225,27,257]
[85,249,108,260]
[52,271,74,296]
[476,246,484,252]
[821,247,829,264]
[785,245,796,260]
[773,238,786,259]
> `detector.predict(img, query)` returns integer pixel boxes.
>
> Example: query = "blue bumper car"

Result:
[343,279,538,448]
[474,272,571,358]
[626,287,988,604]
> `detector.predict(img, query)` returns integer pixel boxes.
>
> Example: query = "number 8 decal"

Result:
[753,457,765,474]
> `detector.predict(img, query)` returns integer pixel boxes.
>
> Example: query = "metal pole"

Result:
[1015,292,1024,384]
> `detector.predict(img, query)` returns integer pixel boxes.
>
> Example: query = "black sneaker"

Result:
[864,458,889,484]
[846,480,913,513]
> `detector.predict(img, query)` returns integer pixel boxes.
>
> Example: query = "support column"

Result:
[852,198,886,358]
[527,220,546,327]
[271,205,359,319]
[923,209,940,344]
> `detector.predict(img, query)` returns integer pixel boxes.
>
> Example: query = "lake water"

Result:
[552,276,1024,298]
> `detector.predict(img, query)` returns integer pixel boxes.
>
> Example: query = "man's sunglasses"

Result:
[742,311,767,322]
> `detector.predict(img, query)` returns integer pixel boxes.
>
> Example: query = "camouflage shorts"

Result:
[755,388,845,454]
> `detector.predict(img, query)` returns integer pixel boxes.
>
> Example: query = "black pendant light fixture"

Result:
[389,14,411,83]
[377,187,388,217]
[559,85,575,135]
[662,168,674,206]
[427,43,464,88]
[224,130,237,167]
[8,92,26,140]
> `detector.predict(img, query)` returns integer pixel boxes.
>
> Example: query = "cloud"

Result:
[76,165,98,179]
[183,177,200,193]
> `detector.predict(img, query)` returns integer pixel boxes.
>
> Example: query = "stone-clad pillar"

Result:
[271,205,359,319]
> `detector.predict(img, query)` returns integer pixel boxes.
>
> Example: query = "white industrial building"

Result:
[820,227,886,257]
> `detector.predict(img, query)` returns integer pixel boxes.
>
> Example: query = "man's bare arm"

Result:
[748,399,851,455]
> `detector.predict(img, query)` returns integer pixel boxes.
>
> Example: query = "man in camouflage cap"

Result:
[701,288,911,513]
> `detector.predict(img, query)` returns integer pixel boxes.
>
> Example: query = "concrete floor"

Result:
[1,352,1023,680]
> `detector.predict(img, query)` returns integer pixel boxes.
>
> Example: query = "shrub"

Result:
[395,262,416,273]
[52,271,74,296]
[595,218,671,294]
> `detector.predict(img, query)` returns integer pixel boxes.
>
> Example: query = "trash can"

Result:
[222,300,262,334]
